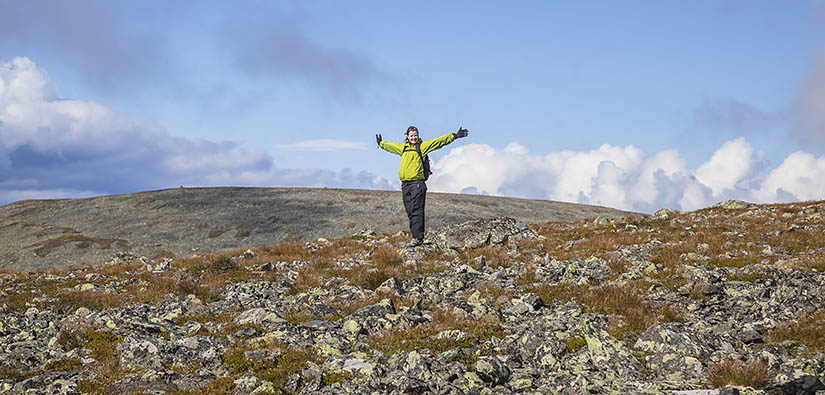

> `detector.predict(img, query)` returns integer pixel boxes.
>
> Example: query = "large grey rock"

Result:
[430,217,539,250]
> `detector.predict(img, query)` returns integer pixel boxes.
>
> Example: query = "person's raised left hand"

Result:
[454,127,469,138]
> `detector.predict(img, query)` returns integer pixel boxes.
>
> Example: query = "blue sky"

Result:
[1,1,824,212]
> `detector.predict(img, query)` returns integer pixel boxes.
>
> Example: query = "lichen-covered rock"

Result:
[576,321,643,379]
[235,307,288,327]
[768,374,825,395]
[654,208,680,219]
[634,322,742,360]
[713,199,757,210]
[474,356,511,385]
[431,217,539,250]
[118,335,169,370]
[538,256,611,284]
[643,352,706,383]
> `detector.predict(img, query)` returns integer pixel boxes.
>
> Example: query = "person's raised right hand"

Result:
[376,133,382,147]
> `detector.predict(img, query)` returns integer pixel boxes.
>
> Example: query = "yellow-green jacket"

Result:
[379,133,456,181]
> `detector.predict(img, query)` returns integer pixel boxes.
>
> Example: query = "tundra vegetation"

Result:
[0,200,824,394]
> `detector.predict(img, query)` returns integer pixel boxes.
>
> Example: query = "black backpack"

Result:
[403,143,432,180]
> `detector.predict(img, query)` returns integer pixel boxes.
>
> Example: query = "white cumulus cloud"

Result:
[429,138,825,213]
[694,137,764,199]
[754,152,825,203]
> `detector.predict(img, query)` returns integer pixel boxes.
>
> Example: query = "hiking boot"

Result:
[407,238,424,247]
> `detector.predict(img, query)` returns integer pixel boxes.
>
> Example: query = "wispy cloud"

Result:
[224,18,397,103]
[0,1,173,94]
[790,49,825,152]
[687,98,784,137]
[275,139,368,151]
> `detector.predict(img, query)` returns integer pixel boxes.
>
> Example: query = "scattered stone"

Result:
[2,208,825,394]
[770,375,825,395]
[430,217,539,249]
[654,208,680,219]
[713,199,756,210]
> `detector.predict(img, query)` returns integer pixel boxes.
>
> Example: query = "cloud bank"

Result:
[428,138,825,213]
[0,57,393,205]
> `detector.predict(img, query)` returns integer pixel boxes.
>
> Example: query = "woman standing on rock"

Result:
[376,125,468,246]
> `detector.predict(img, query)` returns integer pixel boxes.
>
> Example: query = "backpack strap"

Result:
[403,143,425,163]
[403,143,431,179]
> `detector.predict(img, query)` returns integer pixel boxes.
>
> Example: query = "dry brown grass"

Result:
[792,254,825,272]
[648,266,690,292]
[254,241,312,262]
[475,282,514,306]
[52,289,126,312]
[367,305,504,364]
[344,264,397,291]
[287,246,444,295]
[222,342,321,389]
[714,256,761,269]
[606,256,630,276]
[371,246,403,266]
[528,204,817,276]
[127,272,217,304]
[318,238,371,259]
[531,281,661,338]
[583,282,658,338]
[368,325,443,354]
[329,246,405,290]
[432,306,506,338]
[518,265,538,285]
[530,282,589,306]
[649,246,688,269]
[707,356,768,389]
[657,302,688,323]
[772,228,825,255]
[459,245,512,269]
[767,311,825,353]
[538,219,652,258]
[1,289,38,311]
[173,253,260,291]
[74,329,129,394]
[89,261,144,276]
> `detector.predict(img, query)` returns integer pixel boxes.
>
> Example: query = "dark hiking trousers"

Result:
[402,180,427,240]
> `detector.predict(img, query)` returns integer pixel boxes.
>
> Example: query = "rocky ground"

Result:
[1,200,824,394]
[0,187,632,272]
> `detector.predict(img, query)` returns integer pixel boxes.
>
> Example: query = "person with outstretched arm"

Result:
[376,125,469,247]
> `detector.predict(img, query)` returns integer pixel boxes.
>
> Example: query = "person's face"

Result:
[407,130,419,144]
